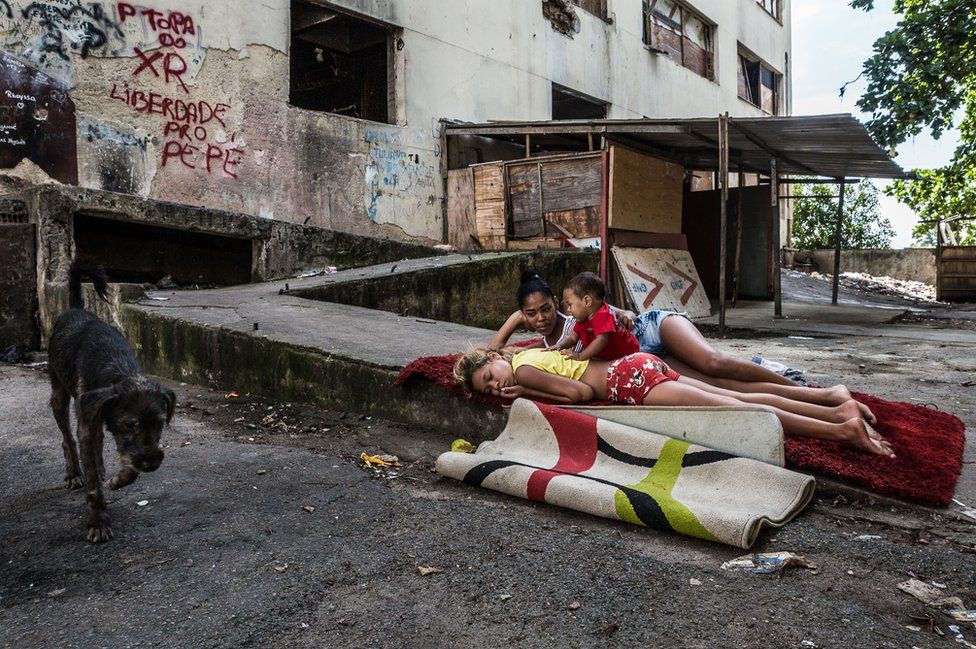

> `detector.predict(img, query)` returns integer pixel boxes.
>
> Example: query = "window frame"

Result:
[642,0,716,82]
[755,0,780,22]
[736,46,782,115]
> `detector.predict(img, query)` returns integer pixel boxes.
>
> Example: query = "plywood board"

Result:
[609,145,683,233]
[506,162,544,238]
[611,246,711,318]
[447,168,477,249]
[545,205,600,238]
[473,163,506,249]
[540,156,602,213]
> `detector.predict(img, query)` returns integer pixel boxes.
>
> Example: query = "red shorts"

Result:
[605,353,681,405]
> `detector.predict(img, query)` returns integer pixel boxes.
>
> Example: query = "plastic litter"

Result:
[417,566,445,576]
[360,453,401,468]
[225,391,240,399]
[451,439,478,454]
[720,552,817,575]
[946,611,976,622]
[948,625,976,649]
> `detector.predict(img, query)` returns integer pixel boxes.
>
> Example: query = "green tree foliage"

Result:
[849,0,976,245]
[791,181,895,250]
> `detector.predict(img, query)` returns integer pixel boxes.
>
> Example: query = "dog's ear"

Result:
[160,387,176,423]
[79,385,120,426]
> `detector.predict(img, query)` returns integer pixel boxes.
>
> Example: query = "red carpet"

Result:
[394,354,967,506]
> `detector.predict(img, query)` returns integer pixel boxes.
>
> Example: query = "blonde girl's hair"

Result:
[452,346,521,394]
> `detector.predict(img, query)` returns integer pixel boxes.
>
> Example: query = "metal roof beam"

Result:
[728,120,822,177]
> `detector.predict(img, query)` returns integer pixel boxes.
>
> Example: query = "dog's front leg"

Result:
[78,422,112,543]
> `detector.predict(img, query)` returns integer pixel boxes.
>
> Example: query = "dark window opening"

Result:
[552,84,608,120]
[737,47,780,114]
[73,214,253,287]
[289,1,393,123]
[573,0,608,20]
[643,0,714,80]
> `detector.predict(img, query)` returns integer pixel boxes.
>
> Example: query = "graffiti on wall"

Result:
[363,126,436,222]
[0,50,77,183]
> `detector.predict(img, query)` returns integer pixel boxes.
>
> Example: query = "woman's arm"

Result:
[513,366,594,402]
[607,304,637,331]
[488,310,534,349]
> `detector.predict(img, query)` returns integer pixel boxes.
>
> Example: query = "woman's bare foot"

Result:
[834,399,878,426]
[839,418,895,457]
[856,400,877,425]
[824,384,853,404]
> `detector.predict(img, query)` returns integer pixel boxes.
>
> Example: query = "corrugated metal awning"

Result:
[443,114,909,179]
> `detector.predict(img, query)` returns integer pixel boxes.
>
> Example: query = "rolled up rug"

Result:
[436,399,816,549]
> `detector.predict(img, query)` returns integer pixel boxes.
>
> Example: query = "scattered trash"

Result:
[946,611,976,622]
[326,266,337,274]
[689,578,702,586]
[905,625,923,632]
[147,296,170,301]
[751,356,807,385]
[256,469,267,475]
[908,612,939,635]
[225,391,240,399]
[897,579,966,610]
[417,566,445,576]
[25,361,47,369]
[47,587,67,597]
[952,499,976,522]
[274,564,288,574]
[855,534,882,541]
[567,601,581,610]
[948,625,976,649]
[156,275,178,289]
[788,335,814,340]
[180,440,191,447]
[136,500,149,507]
[360,453,401,468]
[302,505,316,513]
[499,593,513,601]
[838,271,937,302]
[451,439,478,454]
[932,581,948,589]
[298,267,338,278]
[721,552,817,575]
[1,345,28,364]
[800,641,817,648]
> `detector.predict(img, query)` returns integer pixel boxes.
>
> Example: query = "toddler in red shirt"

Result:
[558,272,639,361]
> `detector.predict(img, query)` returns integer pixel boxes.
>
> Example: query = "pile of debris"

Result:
[809,271,937,302]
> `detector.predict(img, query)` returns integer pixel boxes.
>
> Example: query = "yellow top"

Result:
[512,348,589,381]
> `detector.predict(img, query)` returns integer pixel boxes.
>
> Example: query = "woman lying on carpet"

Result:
[453,347,894,457]
[490,271,874,417]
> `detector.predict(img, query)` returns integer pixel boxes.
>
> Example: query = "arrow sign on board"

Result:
[626,264,664,309]
[665,262,699,305]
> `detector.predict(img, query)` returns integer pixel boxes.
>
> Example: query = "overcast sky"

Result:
[791,0,959,247]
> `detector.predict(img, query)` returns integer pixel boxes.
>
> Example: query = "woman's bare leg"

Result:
[675,376,864,423]
[659,315,796,386]
[644,381,894,457]
[666,357,876,424]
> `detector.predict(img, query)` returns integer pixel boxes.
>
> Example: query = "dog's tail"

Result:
[69,262,110,310]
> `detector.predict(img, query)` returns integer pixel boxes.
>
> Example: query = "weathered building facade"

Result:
[0,0,790,244]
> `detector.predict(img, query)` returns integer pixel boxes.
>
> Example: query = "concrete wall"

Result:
[797,248,937,285]
[0,0,789,244]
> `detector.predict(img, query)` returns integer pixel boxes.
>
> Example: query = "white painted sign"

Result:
[611,246,711,318]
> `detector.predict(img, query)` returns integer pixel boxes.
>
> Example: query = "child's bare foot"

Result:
[840,418,894,457]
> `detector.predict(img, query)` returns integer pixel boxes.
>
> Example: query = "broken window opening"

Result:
[552,84,608,120]
[643,0,714,81]
[755,0,780,20]
[289,0,394,124]
[573,0,608,20]
[737,47,781,115]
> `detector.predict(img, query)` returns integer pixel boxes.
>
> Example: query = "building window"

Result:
[573,0,608,20]
[552,84,608,119]
[643,0,714,80]
[289,1,394,123]
[756,0,779,20]
[737,47,780,114]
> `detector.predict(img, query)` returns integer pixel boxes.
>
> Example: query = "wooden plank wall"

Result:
[507,154,602,240]
[446,168,476,249]
[473,164,506,249]
[608,144,684,233]
[938,246,976,302]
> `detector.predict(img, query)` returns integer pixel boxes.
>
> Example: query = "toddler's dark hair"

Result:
[568,271,606,301]
[517,270,555,307]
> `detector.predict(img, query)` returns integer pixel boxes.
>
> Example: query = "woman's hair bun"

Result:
[520,270,540,284]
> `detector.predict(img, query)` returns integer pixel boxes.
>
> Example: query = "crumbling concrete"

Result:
[14,186,440,339]
[795,248,936,285]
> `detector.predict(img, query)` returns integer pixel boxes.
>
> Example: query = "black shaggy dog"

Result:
[48,263,175,543]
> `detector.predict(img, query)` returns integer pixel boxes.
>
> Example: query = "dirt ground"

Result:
[2,305,975,648]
